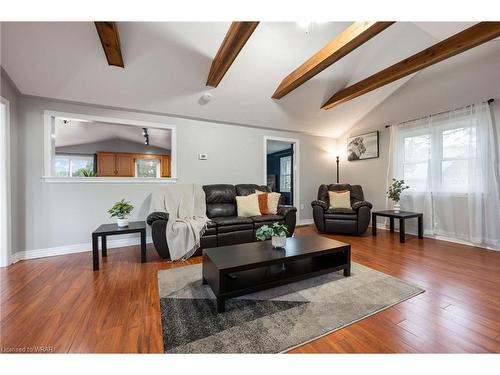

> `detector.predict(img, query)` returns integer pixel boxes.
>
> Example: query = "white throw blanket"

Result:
[149,184,210,260]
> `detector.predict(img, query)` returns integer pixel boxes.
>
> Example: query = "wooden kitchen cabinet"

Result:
[97,152,134,177]
[97,152,170,177]
[115,154,134,177]
[97,153,117,176]
[161,155,171,177]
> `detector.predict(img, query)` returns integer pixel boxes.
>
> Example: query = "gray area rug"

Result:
[158,262,424,353]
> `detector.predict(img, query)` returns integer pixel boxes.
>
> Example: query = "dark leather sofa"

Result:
[147,184,297,259]
[311,184,372,235]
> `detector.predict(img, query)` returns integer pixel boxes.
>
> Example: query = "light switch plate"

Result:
[198,153,208,160]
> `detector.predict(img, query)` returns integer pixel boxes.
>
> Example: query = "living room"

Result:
[1,0,499,373]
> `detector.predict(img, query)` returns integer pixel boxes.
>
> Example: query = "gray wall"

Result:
[56,138,170,155]
[14,96,335,253]
[338,42,500,225]
[1,69,20,255]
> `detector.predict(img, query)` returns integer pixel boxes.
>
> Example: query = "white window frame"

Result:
[279,155,292,193]
[43,111,177,183]
[135,158,161,178]
[55,154,95,177]
[0,97,12,267]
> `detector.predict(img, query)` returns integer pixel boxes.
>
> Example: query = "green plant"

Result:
[387,178,410,203]
[81,168,96,177]
[107,199,134,219]
[255,223,289,241]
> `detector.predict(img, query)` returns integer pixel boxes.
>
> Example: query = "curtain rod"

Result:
[384,98,495,129]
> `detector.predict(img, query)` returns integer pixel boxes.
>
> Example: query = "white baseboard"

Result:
[9,221,316,264]
[372,223,498,251]
[297,219,314,226]
[9,236,153,264]
[9,221,496,265]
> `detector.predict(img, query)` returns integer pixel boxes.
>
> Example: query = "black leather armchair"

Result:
[147,184,297,259]
[311,184,372,235]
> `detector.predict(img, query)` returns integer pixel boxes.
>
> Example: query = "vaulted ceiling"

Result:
[55,119,171,149]
[1,21,493,138]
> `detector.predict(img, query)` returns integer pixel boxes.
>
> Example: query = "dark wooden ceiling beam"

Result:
[206,22,259,87]
[322,22,500,110]
[94,22,124,68]
[272,22,394,99]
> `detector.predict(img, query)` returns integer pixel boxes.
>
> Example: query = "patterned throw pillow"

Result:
[255,190,281,214]
[236,194,261,217]
[256,193,270,215]
[328,190,351,209]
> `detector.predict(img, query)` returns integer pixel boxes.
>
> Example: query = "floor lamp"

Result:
[336,156,340,183]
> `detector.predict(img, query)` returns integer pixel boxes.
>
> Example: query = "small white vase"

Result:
[117,217,129,227]
[393,202,401,213]
[271,235,286,249]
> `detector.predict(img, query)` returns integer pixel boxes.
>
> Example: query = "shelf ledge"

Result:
[42,176,178,184]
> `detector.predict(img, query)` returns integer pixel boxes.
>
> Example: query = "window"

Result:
[441,126,476,192]
[136,158,160,178]
[54,155,94,177]
[280,156,292,192]
[402,133,430,191]
[397,117,477,194]
[391,103,500,247]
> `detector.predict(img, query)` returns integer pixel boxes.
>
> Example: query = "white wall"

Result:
[1,69,19,258]
[338,42,500,225]
[14,96,335,254]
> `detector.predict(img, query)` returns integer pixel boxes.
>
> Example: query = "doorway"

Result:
[0,97,11,267]
[264,136,299,218]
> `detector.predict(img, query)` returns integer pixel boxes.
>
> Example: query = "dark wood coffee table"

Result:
[202,236,351,313]
[372,210,423,243]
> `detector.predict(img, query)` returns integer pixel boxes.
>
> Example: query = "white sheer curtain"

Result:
[387,102,500,249]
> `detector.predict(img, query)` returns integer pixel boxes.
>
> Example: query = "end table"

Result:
[91,221,147,271]
[372,210,423,243]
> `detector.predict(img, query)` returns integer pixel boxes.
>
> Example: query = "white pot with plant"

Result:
[108,199,134,227]
[387,179,410,212]
[255,223,289,249]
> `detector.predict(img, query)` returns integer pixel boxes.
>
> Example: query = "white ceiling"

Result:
[54,118,171,148]
[0,22,484,138]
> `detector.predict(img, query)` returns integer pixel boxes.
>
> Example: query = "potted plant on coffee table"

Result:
[387,178,410,213]
[108,199,134,227]
[256,223,289,249]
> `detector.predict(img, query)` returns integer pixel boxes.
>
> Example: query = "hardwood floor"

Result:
[1,225,499,353]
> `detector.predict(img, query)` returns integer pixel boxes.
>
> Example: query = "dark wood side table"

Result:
[372,210,423,243]
[92,221,147,271]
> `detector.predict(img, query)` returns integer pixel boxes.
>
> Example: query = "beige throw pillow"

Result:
[255,190,281,214]
[328,190,351,209]
[236,194,261,217]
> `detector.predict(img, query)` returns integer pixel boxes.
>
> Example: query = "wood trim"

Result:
[322,22,500,110]
[206,22,259,87]
[272,22,394,99]
[134,154,163,160]
[94,22,124,68]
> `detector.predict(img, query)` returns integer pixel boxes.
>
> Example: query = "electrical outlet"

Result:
[300,203,304,210]
[198,153,208,160]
